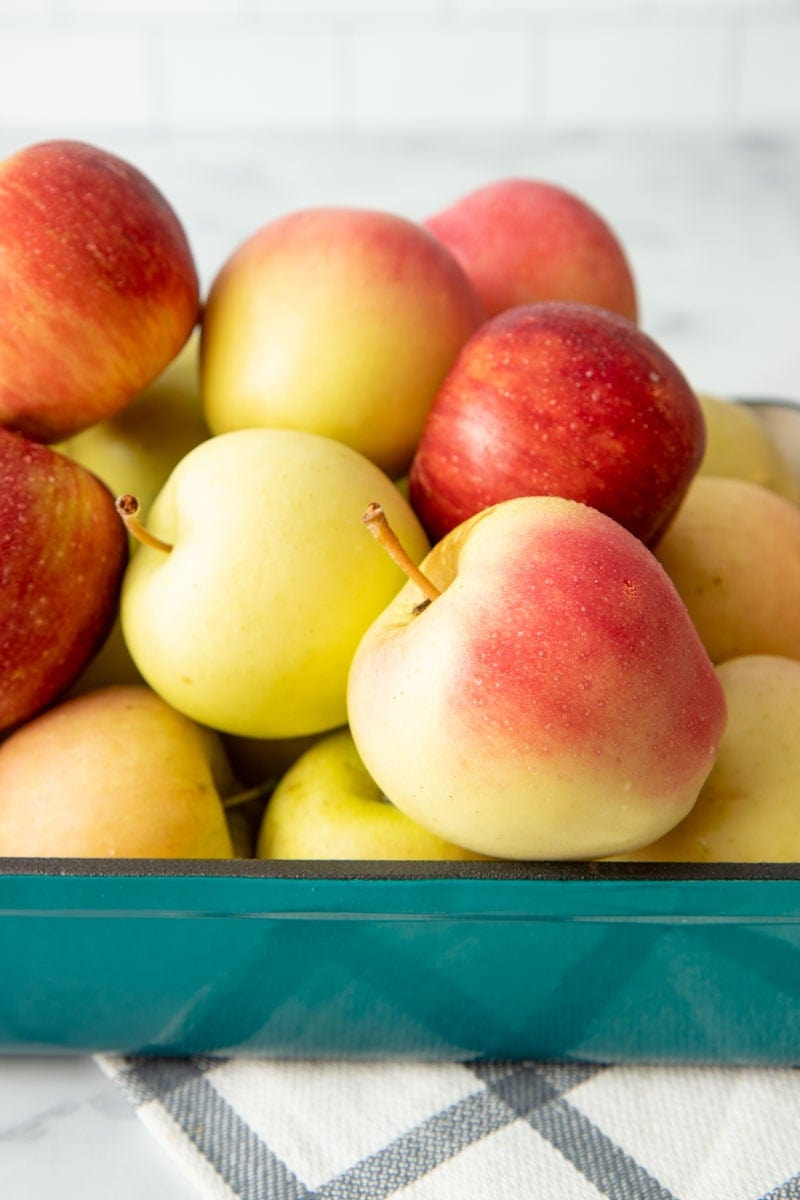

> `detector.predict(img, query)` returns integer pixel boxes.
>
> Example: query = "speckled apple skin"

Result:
[347,496,726,861]
[201,206,486,479]
[0,140,199,442]
[409,302,705,547]
[654,476,800,664]
[0,430,128,732]
[425,177,638,321]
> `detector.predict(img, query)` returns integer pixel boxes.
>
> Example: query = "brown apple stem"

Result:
[223,780,277,810]
[362,502,441,602]
[115,494,173,554]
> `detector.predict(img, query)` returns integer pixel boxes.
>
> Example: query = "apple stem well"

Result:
[115,494,173,554]
[362,502,441,603]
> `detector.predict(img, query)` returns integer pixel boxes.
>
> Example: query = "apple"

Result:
[653,476,800,664]
[257,728,489,860]
[57,330,208,517]
[696,393,799,502]
[608,656,800,862]
[0,139,199,443]
[409,301,705,546]
[0,685,234,858]
[60,332,209,696]
[119,428,429,740]
[347,495,726,861]
[424,177,638,321]
[200,206,486,478]
[0,429,128,734]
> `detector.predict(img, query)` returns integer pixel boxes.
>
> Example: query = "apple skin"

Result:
[607,656,800,862]
[696,393,799,502]
[409,301,705,546]
[0,139,200,443]
[200,206,486,478]
[653,476,800,664]
[257,728,489,860]
[0,429,128,734]
[0,685,234,858]
[425,178,637,322]
[347,495,726,861]
[120,428,430,740]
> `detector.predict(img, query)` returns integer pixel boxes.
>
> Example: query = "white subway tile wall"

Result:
[0,0,797,134]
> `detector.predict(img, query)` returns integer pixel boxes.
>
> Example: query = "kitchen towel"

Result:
[96,1054,800,1200]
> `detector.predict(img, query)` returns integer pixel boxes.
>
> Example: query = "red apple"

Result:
[425,177,638,321]
[0,139,200,443]
[0,429,128,733]
[409,301,705,546]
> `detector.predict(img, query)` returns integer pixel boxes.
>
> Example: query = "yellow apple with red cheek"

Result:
[200,206,486,479]
[347,495,727,861]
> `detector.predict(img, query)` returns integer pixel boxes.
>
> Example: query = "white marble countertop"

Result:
[0,130,798,1198]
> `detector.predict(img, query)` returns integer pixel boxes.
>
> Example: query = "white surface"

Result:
[0,128,798,1196]
[0,1057,201,1199]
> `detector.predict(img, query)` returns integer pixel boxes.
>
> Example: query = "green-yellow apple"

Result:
[425,177,638,321]
[200,206,485,478]
[0,139,199,443]
[347,495,726,861]
[608,656,800,862]
[257,728,489,860]
[119,428,429,739]
[61,332,208,695]
[57,330,207,516]
[409,302,704,546]
[696,393,799,502]
[0,685,234,858]
[653,476,800,663]
[0,429,128,733]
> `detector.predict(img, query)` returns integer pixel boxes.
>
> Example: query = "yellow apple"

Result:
[654,476,800,663]
[120,428,429,739]
[696,393,799,502]
[257,728,488,860]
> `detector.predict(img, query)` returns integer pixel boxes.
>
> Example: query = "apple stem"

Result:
[223,780,276,810]
[115,494,173,554]
[362,502,441,602]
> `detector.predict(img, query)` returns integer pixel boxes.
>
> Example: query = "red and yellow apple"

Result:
[347,495,726,861]
[409,301,705,546]
[200,206,486,478]
[0,685,234,858]
[0,139,200,443]
[0,429,128,734]
[425,177,637,322]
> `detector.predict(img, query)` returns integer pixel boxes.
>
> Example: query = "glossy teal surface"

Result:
[1,861,799,1063]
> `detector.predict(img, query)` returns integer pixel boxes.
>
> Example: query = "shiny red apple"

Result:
[0,139,199,443]
[425,177,638,321]
[0,429,128,733]
[409,301,705,546]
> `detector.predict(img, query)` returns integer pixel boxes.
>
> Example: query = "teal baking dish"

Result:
[1,858,800,1064]
[1,398,799,1065]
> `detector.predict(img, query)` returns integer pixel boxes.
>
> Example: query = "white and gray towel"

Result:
[97,1054,800,1200]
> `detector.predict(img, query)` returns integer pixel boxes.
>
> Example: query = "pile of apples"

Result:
[2,139,800,865]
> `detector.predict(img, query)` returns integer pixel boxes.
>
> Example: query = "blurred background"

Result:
[0,0,798,396]
[0,0,798,137]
